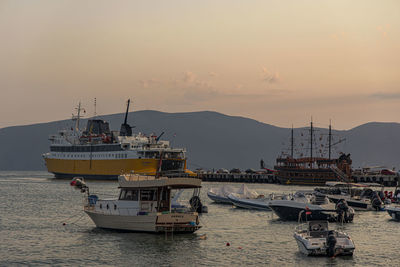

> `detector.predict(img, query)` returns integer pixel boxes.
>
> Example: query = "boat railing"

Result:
[330,165,350,183]
[295,221,308,233]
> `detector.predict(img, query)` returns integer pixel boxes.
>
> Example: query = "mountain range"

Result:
[1,110,400,171]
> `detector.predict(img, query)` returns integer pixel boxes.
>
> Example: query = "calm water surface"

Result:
[1,171,399,266]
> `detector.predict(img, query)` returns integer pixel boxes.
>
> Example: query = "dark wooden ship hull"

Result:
[274,167,343,186]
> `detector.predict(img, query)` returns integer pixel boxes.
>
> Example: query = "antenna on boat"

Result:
[93,98,97,118]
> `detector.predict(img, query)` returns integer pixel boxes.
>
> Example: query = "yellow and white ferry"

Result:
[43,100,189,179]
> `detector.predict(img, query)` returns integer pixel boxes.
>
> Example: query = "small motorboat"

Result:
[268,192,354,223]
[327,189,384,211]
[386,205,400,221]
[227,193,286,211]
[315,182,384,211]
[294,220,355,257]
[207,185,236,203]
[207,184,258,204]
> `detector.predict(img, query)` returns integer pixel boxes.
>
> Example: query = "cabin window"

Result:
[125,190,132,200]
[131,190,138,201]
[119,189,139,201]
[140,190,156,201]
[119,190,127,200]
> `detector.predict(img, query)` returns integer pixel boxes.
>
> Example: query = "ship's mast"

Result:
[291,125,294,158]
[329,120,332,160]
[73,102,84,132]
[310,118,313,166]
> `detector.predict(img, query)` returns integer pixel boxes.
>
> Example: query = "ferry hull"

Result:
[53,172,118,180]
[45,158,185,179]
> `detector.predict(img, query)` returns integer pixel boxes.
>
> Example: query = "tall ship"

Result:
[43,100,190,179]
[274,121,352,185]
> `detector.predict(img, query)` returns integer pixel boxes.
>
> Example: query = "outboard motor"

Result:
[371,194,383,211]
[326,230,337,257]
[335,199,353,223]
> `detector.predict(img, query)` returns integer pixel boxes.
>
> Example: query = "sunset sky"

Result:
[1,0,399,130]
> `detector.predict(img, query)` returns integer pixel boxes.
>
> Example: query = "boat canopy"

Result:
[118,174,201,189]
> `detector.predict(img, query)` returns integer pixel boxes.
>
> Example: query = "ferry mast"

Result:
[72,102,85,133]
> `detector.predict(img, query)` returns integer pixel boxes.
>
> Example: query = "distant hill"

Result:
[1,111,400,171]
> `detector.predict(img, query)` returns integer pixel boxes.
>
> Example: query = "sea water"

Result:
[0,171,398,266]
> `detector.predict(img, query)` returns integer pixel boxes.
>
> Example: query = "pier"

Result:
[196,172,398,186]
[352,175,398,187]
[197,172,276,183]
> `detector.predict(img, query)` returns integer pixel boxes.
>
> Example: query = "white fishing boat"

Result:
[294,220,355,257]
[207,184,257,204]
[316,182,384,211]
[227,193,286,211]
[71,174,203,233]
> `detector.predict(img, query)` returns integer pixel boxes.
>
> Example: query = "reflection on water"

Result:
[0,171,398,266]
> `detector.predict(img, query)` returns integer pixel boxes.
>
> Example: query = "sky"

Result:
[1,0,399,130]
